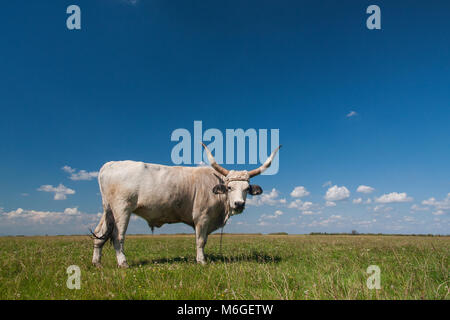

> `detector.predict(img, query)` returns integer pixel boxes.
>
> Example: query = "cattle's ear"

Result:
[249,185,263,195]
[213,184,227,194]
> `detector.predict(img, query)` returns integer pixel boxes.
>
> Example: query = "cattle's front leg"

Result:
[195,224,209,265]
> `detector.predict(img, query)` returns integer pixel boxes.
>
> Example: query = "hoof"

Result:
[118,262,129,269]
[92,262,102,268]
[197,260,206,265]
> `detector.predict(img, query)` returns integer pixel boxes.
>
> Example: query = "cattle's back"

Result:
[99,160,221,208]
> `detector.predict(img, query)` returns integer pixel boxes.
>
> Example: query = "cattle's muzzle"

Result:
[232,201,245,213]
[234,201,245,210]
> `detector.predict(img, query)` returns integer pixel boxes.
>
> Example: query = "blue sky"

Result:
[0,0,449,235]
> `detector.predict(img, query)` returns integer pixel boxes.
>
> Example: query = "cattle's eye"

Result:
[227,186,232,191]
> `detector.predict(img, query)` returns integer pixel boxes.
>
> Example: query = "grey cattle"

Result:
[91,143,281,267]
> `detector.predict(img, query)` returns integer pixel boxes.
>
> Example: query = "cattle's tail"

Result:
[90,165,115,244]
[90,208,115,244]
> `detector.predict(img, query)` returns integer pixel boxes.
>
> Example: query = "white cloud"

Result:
[352,219,376,226]
[373,205,382,212]
[302,210,320,215]
[422,193,450,209]
[375,192,413,203]
[121,0,139,5]
[63,207,81,215]
[288,199,313,210]
[309,215,343,227]
[422,198,436,206]
[421,193,450,215]
[37,184,75,200]
[288,200,321,215]
[346,111,358,118]
[353,198,363,204]
[373,205,393,213]
[260,210,284,220]
[322,181,332,188]
[410,204,429,212]
[63,166,98,181]
[324,185,350,201]
[62,166,75,174]
[290,186,310,198]
[357,185,375,194]
[247,188,286,206]
[0,207,100,226]
[325,201,336,207]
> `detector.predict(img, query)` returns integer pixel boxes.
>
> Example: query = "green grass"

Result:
[0,234,448,299]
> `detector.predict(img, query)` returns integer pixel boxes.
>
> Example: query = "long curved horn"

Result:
[248,145,282,178]
[201,143,229,176]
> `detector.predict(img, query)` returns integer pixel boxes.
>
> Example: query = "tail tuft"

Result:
[89,210,115,244]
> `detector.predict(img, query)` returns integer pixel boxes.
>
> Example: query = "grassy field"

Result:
[0,234,448,300]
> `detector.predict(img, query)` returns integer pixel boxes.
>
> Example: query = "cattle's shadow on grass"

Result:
[132,251,281,266]
[207,252,281,264]
[134,256,191,265]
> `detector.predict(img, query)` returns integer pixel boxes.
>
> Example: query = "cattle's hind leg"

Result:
[111,203,132,268]
[92,210,113,267]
